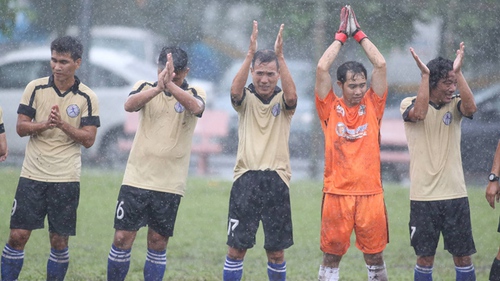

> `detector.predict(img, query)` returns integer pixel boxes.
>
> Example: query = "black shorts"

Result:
[113,185,181,237]
[10,177,80,236]
[226,170,293,251]
[409,198,476,257]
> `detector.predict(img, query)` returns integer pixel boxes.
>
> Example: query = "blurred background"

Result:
[0,0,499,185]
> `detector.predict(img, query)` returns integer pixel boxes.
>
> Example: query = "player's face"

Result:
[50,51,81,83]
[431,71,457,105]
[251,59,280,98]
[172,68,189,87]
[338,70,367,107]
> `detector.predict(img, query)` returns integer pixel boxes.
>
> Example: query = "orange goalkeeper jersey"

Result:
[315,87,387,195]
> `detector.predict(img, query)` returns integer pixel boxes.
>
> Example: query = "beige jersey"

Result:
[401,96,468,201]
[122,80,206,195]
[232,85,295,187]
[18,76,100,182]
[0,106,4,134]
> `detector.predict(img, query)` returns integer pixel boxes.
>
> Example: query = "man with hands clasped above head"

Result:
[315,5,389,281]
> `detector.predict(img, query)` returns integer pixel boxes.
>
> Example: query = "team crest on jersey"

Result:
[442,111,452,125]
[358,105,366,116]
[272,103,281,117]
[66,104,80,118]
[336,104,345,116]
[174,102,185,113]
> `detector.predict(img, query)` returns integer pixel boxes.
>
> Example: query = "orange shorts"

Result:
[320,193,388,256]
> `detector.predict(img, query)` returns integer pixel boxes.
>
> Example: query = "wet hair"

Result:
[337,61,367,84]
[50,36,83,61]
[251,49,279,70]
[426,57,453,89]
[158,46,188,72]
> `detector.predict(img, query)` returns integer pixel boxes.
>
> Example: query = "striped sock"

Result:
[267,261,286,281]
[107,244,131,281]
[1,244,24,281]
[456,264,475,281]
[46,247,70,281]
[414,264,433,281]
[223,256,243,281]
[143,248,167,281]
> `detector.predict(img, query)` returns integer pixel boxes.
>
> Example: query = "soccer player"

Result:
[106,47,206,281]
[485,139,500,281]
[0,106,7,162]
[222,21,297,281]
[315,5,389,281]
[401,43,477,280]
[1,36,100,281]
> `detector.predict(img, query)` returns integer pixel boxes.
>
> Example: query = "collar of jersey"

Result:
[248,83,281,104]
[153,79,189,96]
[48,75,81,95]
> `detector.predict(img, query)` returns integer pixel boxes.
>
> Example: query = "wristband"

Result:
[352,30,367,43]
[334,32,347,45]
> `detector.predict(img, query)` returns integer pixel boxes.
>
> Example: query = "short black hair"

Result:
[158,46,188,72]
[50,36,83,61]
[337,61,367,84]
[427,57,453,89]
[252,49,279,70]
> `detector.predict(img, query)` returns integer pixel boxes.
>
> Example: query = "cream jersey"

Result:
[401,96,469,201]
[232,84,295,187]
[0,106,4,134]
[122,80,206,196]
[17,76,100,182]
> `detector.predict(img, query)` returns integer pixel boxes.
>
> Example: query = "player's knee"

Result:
[8,229,31,249]
[113,230,136,249]
[364,252,384,266]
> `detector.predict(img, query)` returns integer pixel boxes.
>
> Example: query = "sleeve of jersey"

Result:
[190,86,207,117]
[80,91,101,128]
[315,88,335,122]
[400,97,416,122]
[367,88,388,119]
[17,81,37,119]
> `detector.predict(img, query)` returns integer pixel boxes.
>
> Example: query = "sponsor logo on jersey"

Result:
[336,122,368,140]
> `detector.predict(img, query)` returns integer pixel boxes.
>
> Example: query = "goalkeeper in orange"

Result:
[315,5,389,281]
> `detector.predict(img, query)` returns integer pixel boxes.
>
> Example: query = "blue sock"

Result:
[107,244,131,281]
[267,261,286,281]
[414,264,433,281]
[143,248,167,281]
[46,247,70,281]
[1,244,24,281]
[223,256,243,281]
[456,264,476,281]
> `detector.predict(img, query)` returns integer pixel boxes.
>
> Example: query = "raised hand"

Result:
[274,24,284,57]
[453,42,465,73]
[249,20,258,54]
[410,47,430,75]
[334,6,349,45]
[163,53,176,86]
[347,5,367,43]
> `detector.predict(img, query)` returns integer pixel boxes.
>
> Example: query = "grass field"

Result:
[0,166,498,280]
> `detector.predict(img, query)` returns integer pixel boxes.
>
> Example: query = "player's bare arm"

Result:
[0,132,7,162]
[407,47,430,122]
[454,42,476,117]
[164,53,205,115]
[17,111,57,137]
[486,140,500,208]
[124,61,170,112]
[49,105,97,148]
[315,6,347,100]
[347,6,387,98]
[274,24,297,108]
[231,20,258,104]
